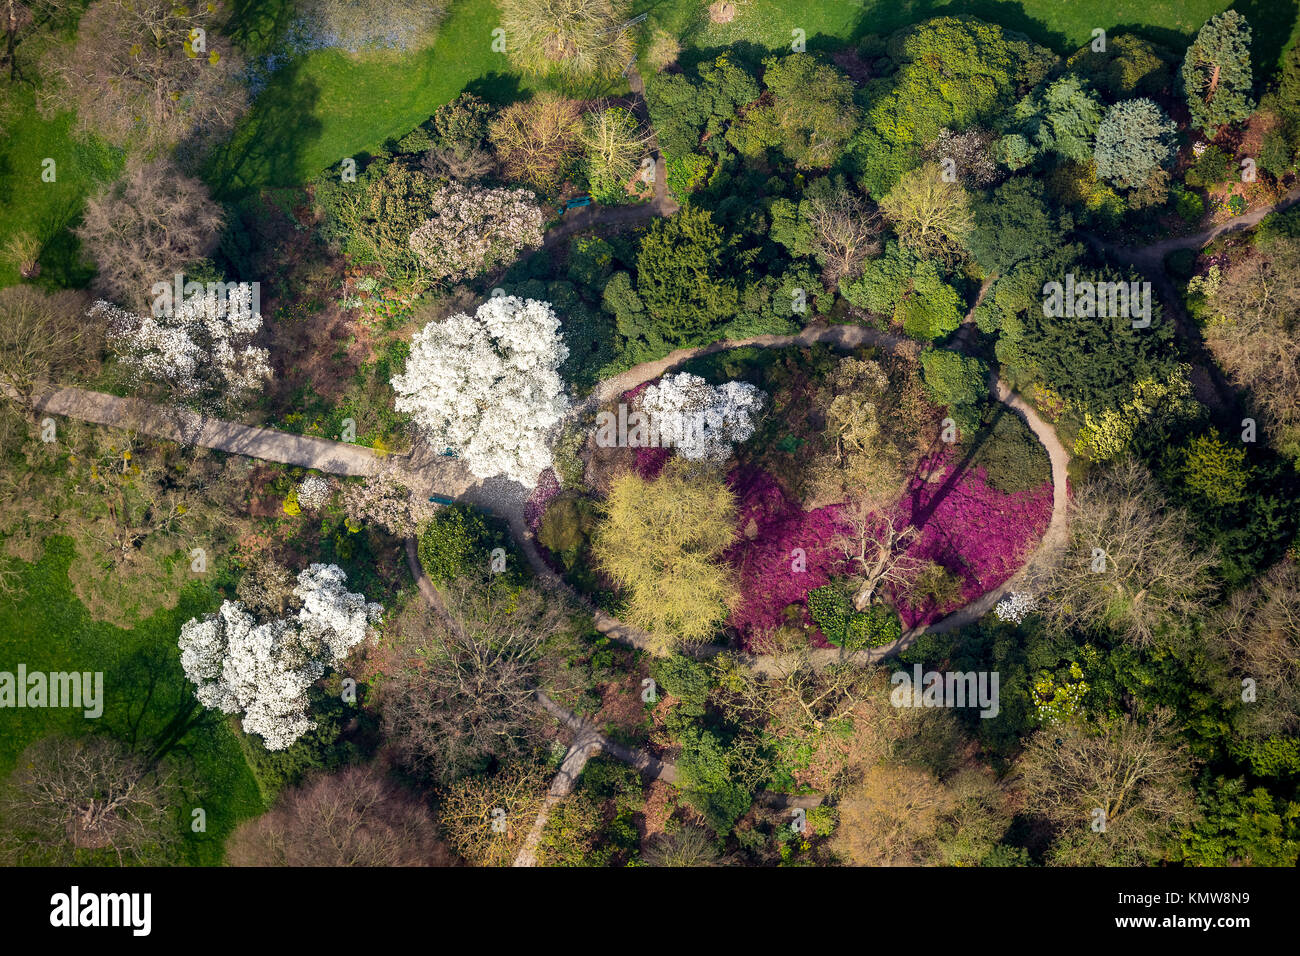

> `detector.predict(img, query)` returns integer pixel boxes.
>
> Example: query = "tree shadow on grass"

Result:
[1230,0,1299,81]
[34,192,95,290]
[203,59,324,201]
[225,0,301,58]
[464,71,527,108]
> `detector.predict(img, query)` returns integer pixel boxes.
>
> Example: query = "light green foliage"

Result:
[664,152,713,202]
[1073,370,1198,461]
[591,464,739,653]
[313,155,440,285]
[857,16,1054,194]
[871,17,1054,150]
[1031,662,1089,724]
[1067,33,1172,100]
[1178,776,1300,866]
[841,242,964,341]
[733,53,860,169]
[768,198,815,258]
[1180,433,1250,506]
[920,348,988,409]
[995,133,1037,172]
[807,585,901,649]
[417,503,519,585]
[581,107,650,203]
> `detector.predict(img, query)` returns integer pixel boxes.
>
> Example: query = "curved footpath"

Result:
[23,318,1072,673]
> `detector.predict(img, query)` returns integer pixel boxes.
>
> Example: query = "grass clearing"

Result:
[639,0,1296,72]
[0,85,121,288]
[0,536,265,865]
[209,0,611,196]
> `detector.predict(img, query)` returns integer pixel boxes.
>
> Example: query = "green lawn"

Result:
[641,0,1296,72]
[0,85,120,288]
[209,0,564,197]
[0,537,264,865]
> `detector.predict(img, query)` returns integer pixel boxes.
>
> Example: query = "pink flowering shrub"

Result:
[724,467,848,649]
[890,452,1052,628]
[524,467,561,532]
[722,456,1053,646]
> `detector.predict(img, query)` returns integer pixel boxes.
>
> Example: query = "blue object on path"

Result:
[557,195,593,214]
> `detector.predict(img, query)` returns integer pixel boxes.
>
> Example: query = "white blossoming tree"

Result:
[341,473,437,536]
[296,474,332,510]
[639,372,766,462]
[994,590,1038,624]
[390,296,569,487]
[90,283,271,408]
[407,182,544,282]
[178,564,382,751]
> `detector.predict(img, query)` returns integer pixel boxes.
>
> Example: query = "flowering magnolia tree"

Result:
[90,284,271,408]
[639,372,766,462]
[296,474,331,510]
[390,296,569,487]
[178,563,382,750]
[341,473,437,536]
[994,590,1038,623]
[407,182,544,282]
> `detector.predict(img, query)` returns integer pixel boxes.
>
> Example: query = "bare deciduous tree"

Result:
[38,0,248,157]
[878,160,973,263]
[1213,560,1300,736]
[1201,239,1300,461]
[0,285,99,399]
[436,760,549,866]
[380,575,570,784]
[806,189,881,284]
[75,157,225,311]
[488,93,584,194]
[2,0,77,80]
[1017,712,1197,865]
[0,736,177,866]
[834,762,959,866]
[1030,460,1218,646]
[923,127,1000,188]
[836,506,922,611]
[225,764,449,866]
[642,825,721,866]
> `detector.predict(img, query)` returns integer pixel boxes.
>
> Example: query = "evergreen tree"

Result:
[1181,11,1255,135]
